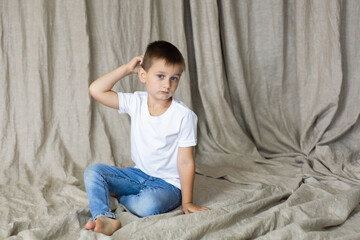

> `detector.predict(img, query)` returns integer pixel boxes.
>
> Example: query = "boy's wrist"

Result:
[120,64,133,76]
[125,63,134,75]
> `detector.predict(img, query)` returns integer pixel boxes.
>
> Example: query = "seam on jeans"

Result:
[167,193,182,212]
[169,185,182,211]
[168,183,182,199]
[102,173,145,188]
[99,174,112,215]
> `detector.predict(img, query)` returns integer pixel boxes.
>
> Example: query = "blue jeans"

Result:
[84,164,182,220]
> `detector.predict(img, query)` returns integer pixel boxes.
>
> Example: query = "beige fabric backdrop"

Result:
[1,0,360,239]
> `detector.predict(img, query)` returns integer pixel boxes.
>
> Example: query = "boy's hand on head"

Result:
[126,56,143,74]
[182,203,210,214]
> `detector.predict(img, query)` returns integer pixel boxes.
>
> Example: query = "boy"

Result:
[84,41,209,236]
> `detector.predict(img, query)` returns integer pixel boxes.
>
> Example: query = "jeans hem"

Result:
[93,212,117,221]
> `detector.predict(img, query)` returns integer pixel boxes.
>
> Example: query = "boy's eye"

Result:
[170,77,178,81]
[157,74,164,79]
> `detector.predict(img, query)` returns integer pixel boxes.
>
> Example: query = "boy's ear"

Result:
[138,67,147,83]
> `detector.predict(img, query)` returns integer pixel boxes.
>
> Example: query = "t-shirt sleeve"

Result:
[117,92,134,115]
[178,111,198,147]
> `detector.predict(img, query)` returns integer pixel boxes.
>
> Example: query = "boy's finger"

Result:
[183,208,189,214]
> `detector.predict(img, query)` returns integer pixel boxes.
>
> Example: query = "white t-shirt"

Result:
[117,91,197,189]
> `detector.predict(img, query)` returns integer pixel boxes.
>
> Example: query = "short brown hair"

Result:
[141,41,186,72]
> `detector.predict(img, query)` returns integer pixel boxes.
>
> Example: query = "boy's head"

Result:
[141,41,185,73]
[139,41,185,102]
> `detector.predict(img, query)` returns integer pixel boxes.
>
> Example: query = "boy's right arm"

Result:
[89,56,143,109]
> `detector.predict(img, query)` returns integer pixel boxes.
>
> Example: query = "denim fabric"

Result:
[84,164,182,220]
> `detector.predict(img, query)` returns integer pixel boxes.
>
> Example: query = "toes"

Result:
[85,221,96,230]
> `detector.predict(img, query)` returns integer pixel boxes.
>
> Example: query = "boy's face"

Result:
[139,58,183,103]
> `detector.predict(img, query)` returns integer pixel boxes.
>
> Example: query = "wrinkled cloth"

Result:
[1,0,360,239]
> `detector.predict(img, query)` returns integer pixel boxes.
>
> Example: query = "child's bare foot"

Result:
[85,216,121,236]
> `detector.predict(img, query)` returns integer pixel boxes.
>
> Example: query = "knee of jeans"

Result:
[84,163,104,183]
[129,195,163,218]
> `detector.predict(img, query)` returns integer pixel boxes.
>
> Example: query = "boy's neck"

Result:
[147,96,172,116]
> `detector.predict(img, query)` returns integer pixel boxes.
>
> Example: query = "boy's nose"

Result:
[163,78,171,88]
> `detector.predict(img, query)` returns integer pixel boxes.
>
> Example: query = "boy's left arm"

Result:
[177,146,210,214]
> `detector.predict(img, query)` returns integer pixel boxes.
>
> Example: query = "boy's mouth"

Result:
[160,91,169,94]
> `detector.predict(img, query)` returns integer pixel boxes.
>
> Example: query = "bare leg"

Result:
[85,216,121,236]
